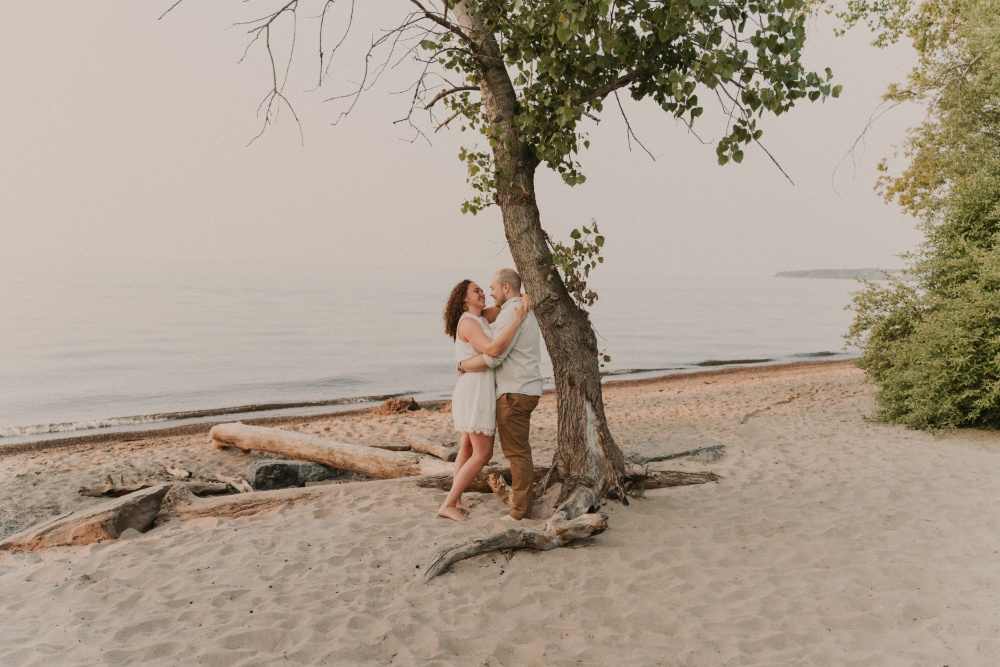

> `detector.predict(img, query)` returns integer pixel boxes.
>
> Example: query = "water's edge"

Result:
[0,357,857,454]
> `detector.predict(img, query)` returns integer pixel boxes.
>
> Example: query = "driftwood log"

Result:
[209,423,454,479]
[79,481,154,498]
[423,513,609,578]
[406,437,458,462]
[2,484,171,551]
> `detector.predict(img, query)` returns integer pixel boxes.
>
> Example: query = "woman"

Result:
[440,279,528,521]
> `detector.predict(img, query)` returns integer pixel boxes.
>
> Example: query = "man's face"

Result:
[490,274,507,307]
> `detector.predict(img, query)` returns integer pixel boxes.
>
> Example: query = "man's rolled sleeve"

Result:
[483,353,502,369]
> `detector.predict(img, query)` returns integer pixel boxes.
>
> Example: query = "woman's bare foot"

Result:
[437,505,466,522]
[457,500,471,512]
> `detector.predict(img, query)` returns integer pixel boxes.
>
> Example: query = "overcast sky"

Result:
[2,2,926,280]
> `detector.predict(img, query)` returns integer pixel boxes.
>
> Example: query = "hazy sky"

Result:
[2,2,926,279]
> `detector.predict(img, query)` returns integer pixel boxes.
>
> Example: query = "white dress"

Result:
[451,312,497,435]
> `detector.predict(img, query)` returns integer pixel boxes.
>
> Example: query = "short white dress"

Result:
[451,312,497,435]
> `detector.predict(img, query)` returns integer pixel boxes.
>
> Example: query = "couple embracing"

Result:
[440,268,542,522]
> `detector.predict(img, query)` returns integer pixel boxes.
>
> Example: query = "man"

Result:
[458,268,543,521]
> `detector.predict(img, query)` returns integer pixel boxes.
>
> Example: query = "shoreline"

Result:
[0,358,856,457]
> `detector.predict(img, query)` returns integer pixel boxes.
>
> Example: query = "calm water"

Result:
[0,261,860,443]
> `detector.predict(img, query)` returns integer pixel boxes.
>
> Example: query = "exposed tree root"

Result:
[626,466,721,490]
[422,512,608,579]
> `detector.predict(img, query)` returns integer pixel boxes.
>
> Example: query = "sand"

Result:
[1,359,998,666]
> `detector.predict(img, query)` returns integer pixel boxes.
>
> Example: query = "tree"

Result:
[177,0,840,567]
[843,0,1000,428]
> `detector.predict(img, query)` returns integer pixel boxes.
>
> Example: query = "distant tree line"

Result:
[775,269,903,280]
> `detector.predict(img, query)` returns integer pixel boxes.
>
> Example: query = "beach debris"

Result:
[423,513,609,580]
[371,397,421,415]
[165,466,192,479]
[79,475,155,498]
[177,483,338,522]
[245,460,341,491]
[623,439,726,465]
[209,422,453,480]
[486,473,512,506]
[214,474,254,494]
[407,437,458,462]
[1,484,171,551]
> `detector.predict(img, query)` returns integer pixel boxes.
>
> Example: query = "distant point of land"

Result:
[775,269,903,280]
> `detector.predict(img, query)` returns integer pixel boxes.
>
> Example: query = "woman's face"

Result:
[464,282,486,311]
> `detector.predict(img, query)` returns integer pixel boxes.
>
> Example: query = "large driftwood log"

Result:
[1,485,171,551]
[423,513,608,579]
[209,423,454,479]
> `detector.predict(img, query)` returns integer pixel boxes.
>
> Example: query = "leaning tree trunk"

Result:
[454,4,627,519]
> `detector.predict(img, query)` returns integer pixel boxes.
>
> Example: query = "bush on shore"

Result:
[845,0,1000,429]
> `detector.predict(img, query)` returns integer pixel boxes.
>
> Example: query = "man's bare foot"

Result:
[438,505,466,522]
[500,513,521,522]
[486,473,512,506]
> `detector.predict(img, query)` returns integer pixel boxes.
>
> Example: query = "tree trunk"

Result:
[454,4,627,518]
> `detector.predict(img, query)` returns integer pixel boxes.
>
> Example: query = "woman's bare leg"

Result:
[452,432,473,511]
[438,432,494,522]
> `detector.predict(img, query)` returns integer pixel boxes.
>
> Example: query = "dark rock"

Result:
[245,460,341,490]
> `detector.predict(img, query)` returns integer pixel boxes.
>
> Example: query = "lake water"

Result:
[0,261,861,444]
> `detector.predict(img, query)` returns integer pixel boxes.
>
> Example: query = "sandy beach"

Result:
[1,359,998,666]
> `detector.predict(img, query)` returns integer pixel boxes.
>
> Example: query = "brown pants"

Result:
[496,392,540,520]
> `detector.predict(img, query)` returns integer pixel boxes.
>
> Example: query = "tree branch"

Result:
[614,91,655,161]
[587,69,641,104]
[425,84,479,109]
[408,0,471,46]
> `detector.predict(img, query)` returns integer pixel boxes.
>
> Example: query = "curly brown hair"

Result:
[443,279,472,340]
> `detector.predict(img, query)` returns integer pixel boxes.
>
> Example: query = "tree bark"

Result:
[453,4,627,516]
